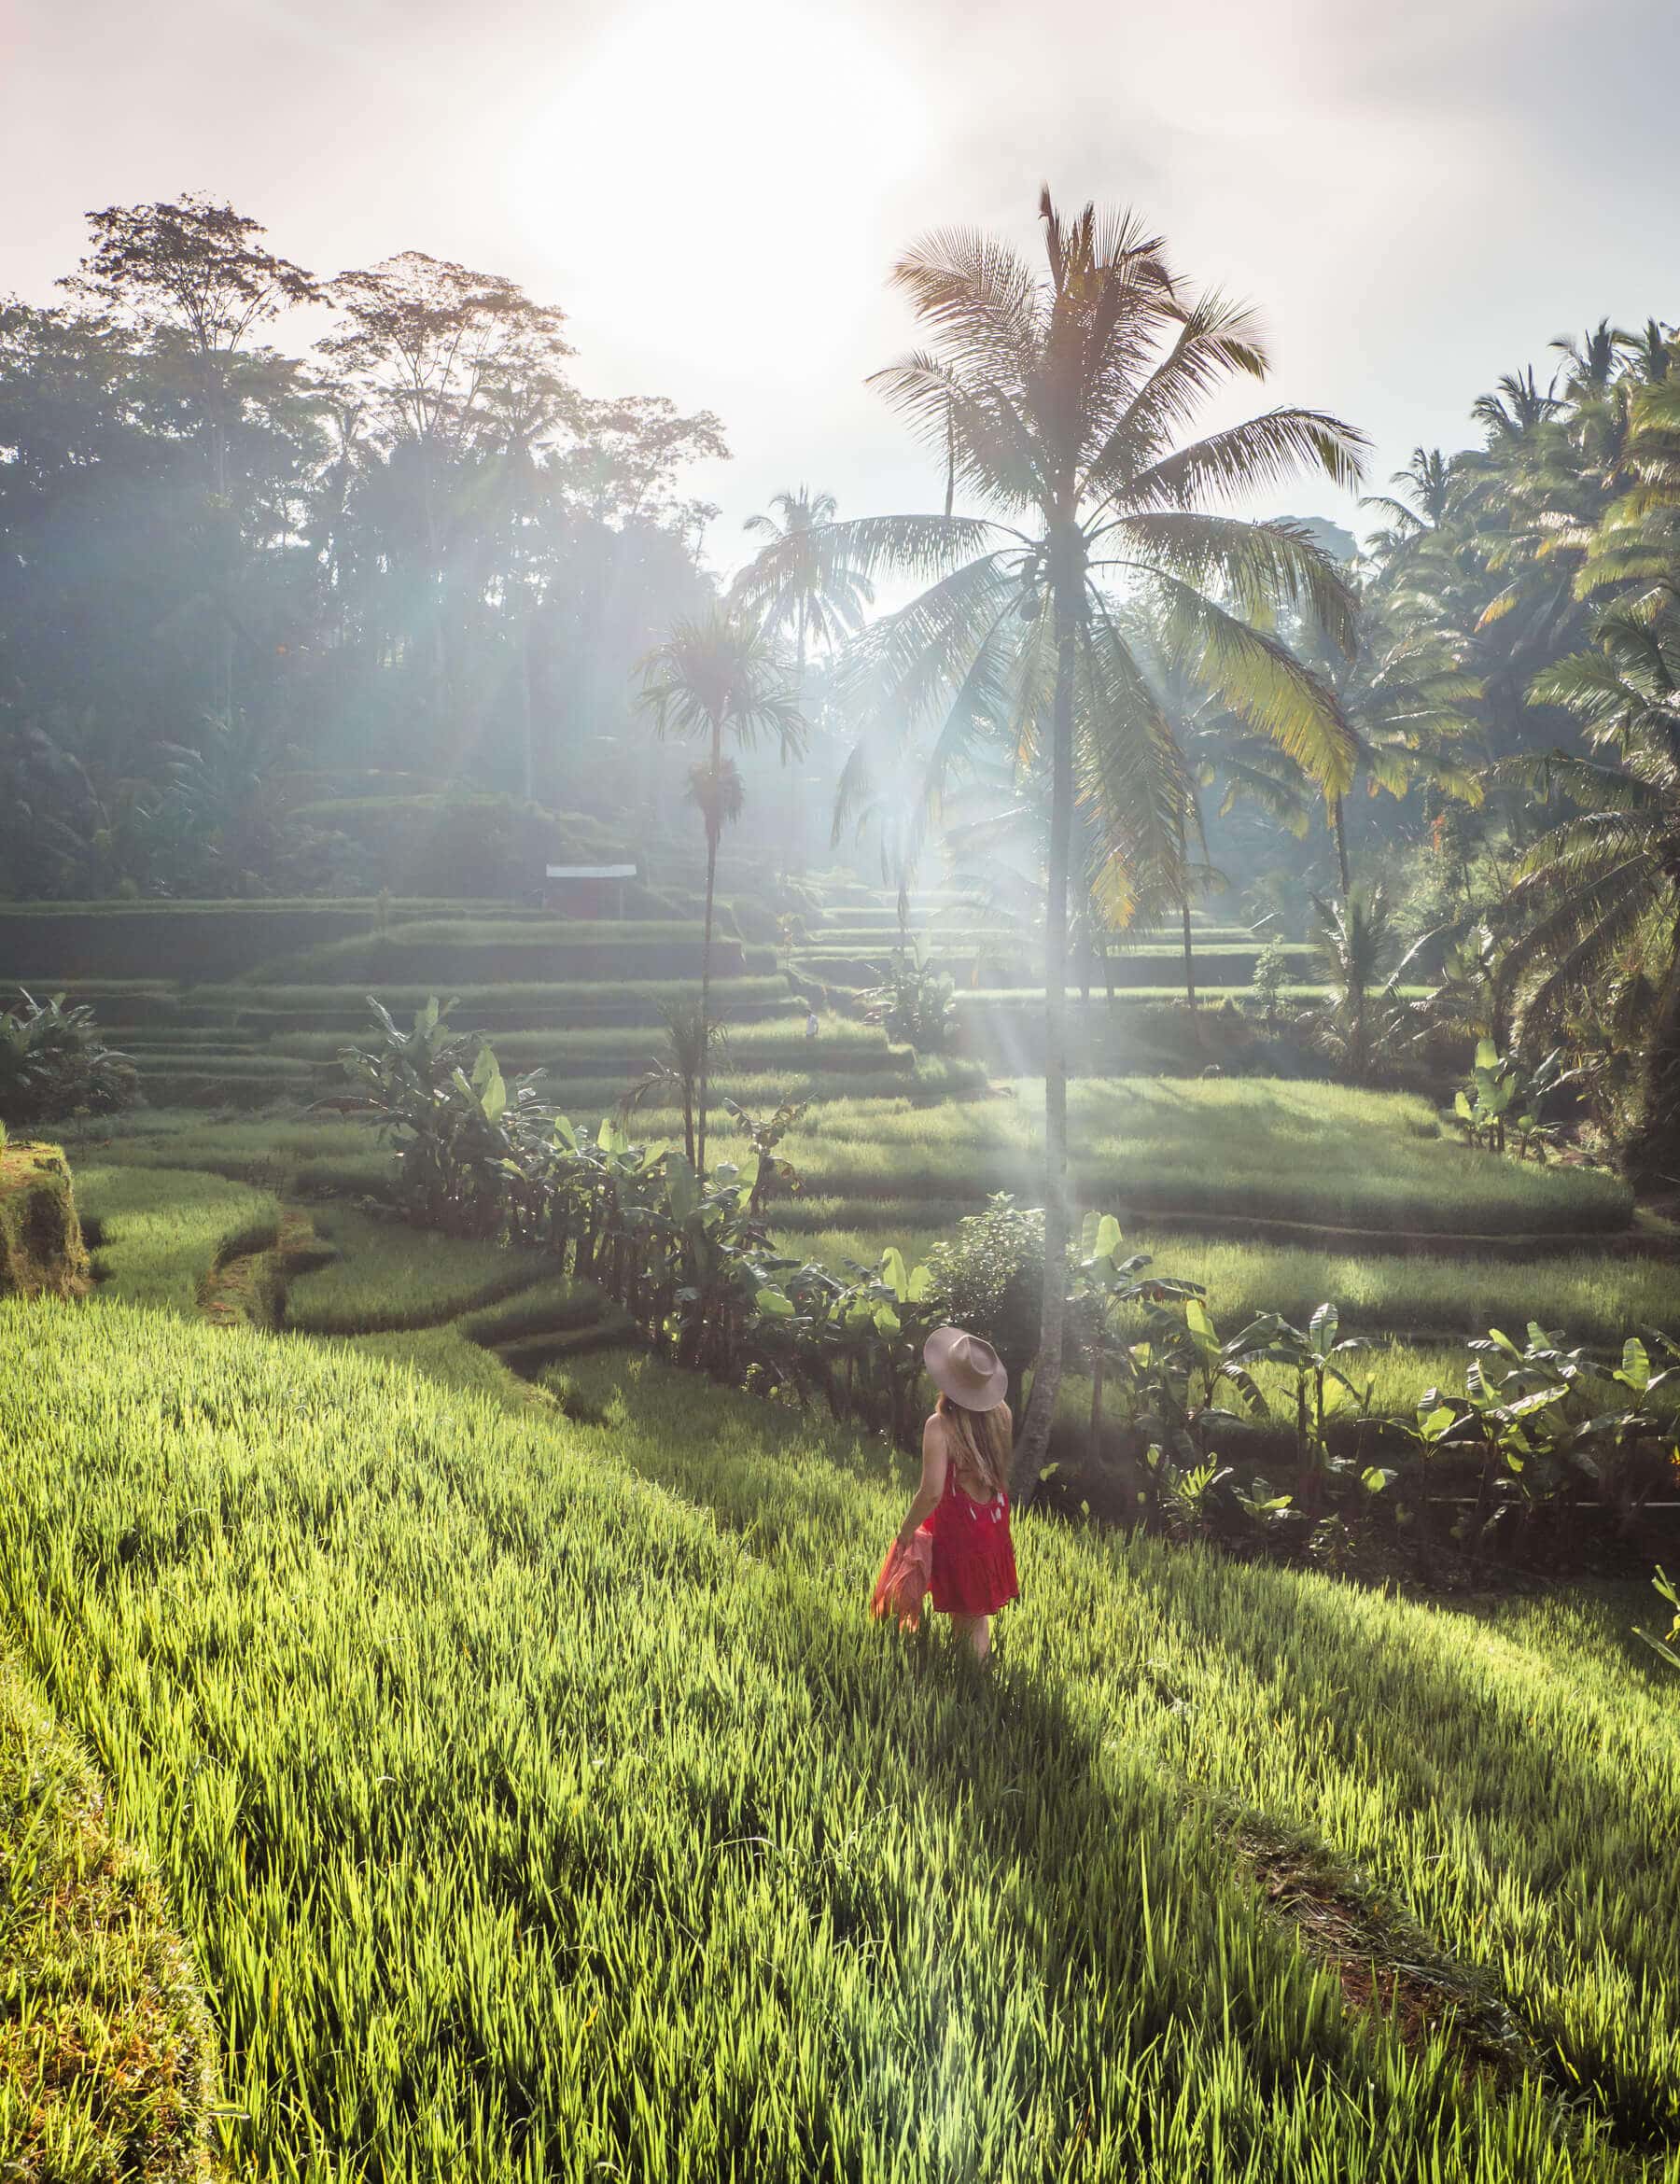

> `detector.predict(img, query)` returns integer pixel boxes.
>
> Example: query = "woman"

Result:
[894,1327,1019,1660]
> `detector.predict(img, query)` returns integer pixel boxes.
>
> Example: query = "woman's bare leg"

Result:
[951,1613,992,1662]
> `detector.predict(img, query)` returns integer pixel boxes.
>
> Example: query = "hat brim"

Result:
[923,1325,1009,1410]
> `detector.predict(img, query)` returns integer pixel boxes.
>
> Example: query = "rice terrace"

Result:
[4,13,1680,2180]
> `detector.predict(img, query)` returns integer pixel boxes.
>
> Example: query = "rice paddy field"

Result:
[721,1077,1635,1237]
[7,875,1680,2177]
[2,1266,1678,2181]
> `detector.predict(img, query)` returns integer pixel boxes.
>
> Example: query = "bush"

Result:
[1249,937,1293,1021]
[0,989,138,1127]
[919,1195,1046,1398]
[861,950,957,1050]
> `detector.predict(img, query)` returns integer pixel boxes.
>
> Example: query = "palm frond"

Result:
[1098,511,1359,657]
[1147,573,1356,794]
[1075,605,1191,922]
[1115,407,1367,514]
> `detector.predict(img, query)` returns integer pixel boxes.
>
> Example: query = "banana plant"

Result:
[343,997,540,1236]
[1074,1214,1206,1502]
[1569,1333,1679,1540]
[753,1244,938,1442]
[1452,1041,1572,1159]
[660,1150,764,1371]
[1228,1304,1379,1511]
[721,1094,808,1216]
[1635,1565,1680,1673]
[1228,1473,1298,1539]
[1426,1323,1590,1548]
[1396,1388,1464,1533]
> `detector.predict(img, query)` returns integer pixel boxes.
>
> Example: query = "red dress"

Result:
[923,1458,1019,1617]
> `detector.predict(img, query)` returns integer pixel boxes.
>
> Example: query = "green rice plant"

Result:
[557,1342,1680,2160]
[4,1297,1674,2180]
[712,1080,1632,1237]
[265,920,777,987]
[63,1113,398,1199]
[1121,1227,1680,1349]
[455,1273,609,1348]
[282,1207,553,1335]
[77,1163,282,1310]
[207,975,794,1037]
[0,1635,217,2181]
[769,1218,950,1273]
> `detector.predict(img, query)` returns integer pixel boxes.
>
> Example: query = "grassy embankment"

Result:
[64,1074,1656,1414]
[0,1633,218,2181]
[1,1267,1677,2180]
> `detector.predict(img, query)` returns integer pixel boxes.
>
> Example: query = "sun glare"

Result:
[507,0,924,359]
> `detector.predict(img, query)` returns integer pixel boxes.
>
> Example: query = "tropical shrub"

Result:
[0,988,137,1127]
[336,999,1680,1568]
[860,949,956,1051]
[1635,1566,1680,1671]
[1248,937,1293,1024]
[1412,1326,1679,1554]
[1452,1041,1573,1157]
[919,1196,1045,1401]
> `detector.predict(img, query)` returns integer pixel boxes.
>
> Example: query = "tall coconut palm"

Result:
[738,488,875,671]
[1498,611,1680,1185]
[1309,882,1402,1082]
[750,191,1365,1484]
[638,607,803,1169]
[1286,605,1486,897]
[735,488,874,872]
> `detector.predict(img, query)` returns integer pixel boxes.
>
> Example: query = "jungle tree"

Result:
[638,607,804,1169]
[735,487,874,870]
[749,190,1363,1485]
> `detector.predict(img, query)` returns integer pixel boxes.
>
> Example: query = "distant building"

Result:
[542,863,637,917]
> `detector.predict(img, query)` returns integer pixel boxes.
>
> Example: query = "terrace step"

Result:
[492,1310,637,1377]
[1116,1203,1657,1258]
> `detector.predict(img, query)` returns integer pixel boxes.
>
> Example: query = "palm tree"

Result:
[735,488,873,873]
[622,998,727,1169]
[755,190,1365,1483]
[1309,883,1401,1082]
[1498,612,1680,1185]
[638,607,804,1170]
[1289,605,1485,897]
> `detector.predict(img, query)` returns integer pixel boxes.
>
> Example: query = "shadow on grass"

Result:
[1117,1546,1680,2152]
[540,1348,1625,2176]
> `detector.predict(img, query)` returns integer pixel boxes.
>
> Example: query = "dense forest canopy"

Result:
[0,195,727,896]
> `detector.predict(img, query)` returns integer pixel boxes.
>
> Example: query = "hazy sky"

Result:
[5,0,1676,573]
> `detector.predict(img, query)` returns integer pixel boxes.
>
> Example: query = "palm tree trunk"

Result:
[697,718,721,1175]
[1013,574,1077,1500]
[1332,796,1351,900]
[1181,900,1197,1009]
[1626,937,1680,1191]
[788,616,806,876]
[518,610,537,805]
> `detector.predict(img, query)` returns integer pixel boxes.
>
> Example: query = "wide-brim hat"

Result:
[923,1325,1008,1410]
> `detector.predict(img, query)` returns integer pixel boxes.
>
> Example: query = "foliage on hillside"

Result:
[0,1142,91,1299]
[1,1295,1675,2180]
[0,1632,217,2182]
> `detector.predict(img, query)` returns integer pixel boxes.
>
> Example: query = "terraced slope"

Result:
[0,1231,1676,2177]
[7,895,961,1110]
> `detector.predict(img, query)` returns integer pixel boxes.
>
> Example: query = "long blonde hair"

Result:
[937,1392,1011,1499]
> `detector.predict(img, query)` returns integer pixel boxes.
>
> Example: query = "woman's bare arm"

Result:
[897,1417,949,1544]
